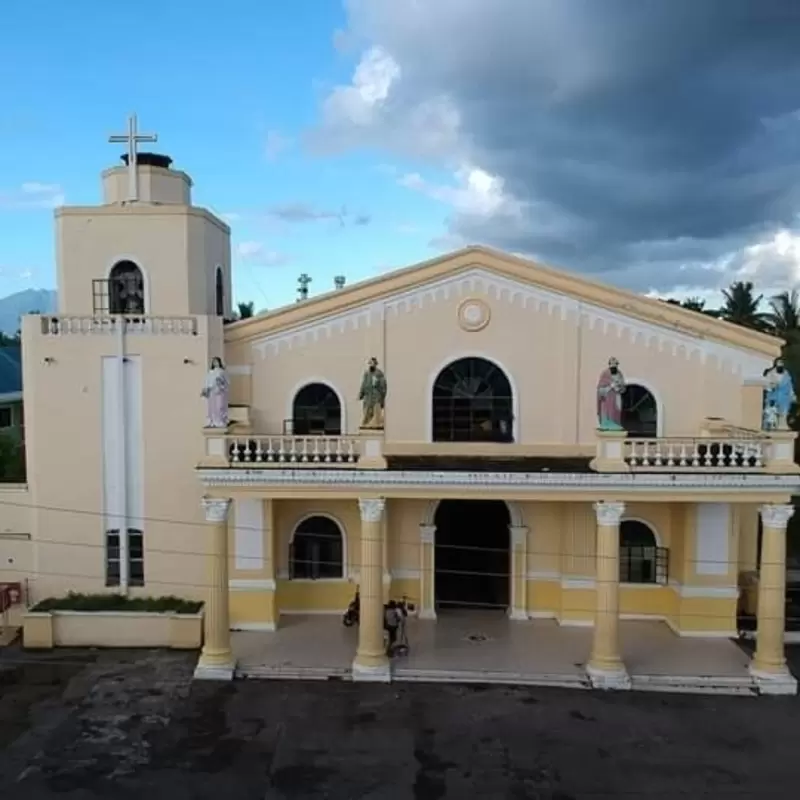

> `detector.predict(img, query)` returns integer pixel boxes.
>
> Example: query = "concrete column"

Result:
[508,525,529,620]
[419,524,437,619]
[353,498,390,681]
[751,503,797,695]
[196,498,235,680]
[587,501,630,690]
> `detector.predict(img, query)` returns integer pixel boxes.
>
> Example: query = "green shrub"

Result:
[31,592,202,614]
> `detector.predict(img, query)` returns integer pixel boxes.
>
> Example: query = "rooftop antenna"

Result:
[334,275,346,290]
[297,273,312,302]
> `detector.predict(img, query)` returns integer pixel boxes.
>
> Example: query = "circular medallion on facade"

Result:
[457,298,491,332]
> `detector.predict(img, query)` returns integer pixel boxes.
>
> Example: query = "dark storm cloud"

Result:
[319,0,800,291]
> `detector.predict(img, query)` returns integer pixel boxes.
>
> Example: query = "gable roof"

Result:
[0,344,22,401]
[225,245,782,359]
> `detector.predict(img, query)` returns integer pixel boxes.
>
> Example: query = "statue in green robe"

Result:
[359,357,387,429]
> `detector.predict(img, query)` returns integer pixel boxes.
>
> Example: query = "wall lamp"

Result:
[183,358,195,365]
[43,357,55,365]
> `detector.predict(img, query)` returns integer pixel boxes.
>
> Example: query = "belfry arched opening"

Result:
[433,500,511,611]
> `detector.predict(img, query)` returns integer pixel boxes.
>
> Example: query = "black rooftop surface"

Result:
[121,152,173,169]
[385,456,595,473]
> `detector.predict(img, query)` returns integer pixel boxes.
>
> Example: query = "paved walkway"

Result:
[233,611,760,695]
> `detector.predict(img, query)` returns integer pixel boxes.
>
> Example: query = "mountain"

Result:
[0,289,57,335]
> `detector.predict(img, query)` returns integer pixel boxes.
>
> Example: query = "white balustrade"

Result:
[625,436,765,471]
[40,315,198,336]
[226,435,360,466]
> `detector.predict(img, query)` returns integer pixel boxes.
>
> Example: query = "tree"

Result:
[719,281,767,331]
[237,301,255,319]
[766,289,800,343]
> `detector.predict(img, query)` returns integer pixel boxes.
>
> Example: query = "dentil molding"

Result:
[249,265,771,377]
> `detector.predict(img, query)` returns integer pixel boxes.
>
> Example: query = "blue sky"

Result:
[0,2,451,310]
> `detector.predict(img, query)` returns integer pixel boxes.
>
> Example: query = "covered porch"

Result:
[232,612,758,695]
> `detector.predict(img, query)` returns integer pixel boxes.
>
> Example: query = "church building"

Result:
[3,120,800,694]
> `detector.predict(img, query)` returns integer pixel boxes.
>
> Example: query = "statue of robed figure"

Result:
[763,357,796,430]
[596,357,626,431]
[202,357,230,428]
[359,357,387,429]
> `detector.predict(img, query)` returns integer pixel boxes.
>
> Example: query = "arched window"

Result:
[215,266,225,317]
[291,383,342,435]
[432,357,514,442]
[289,515,344,579]
[622,384,658,438]
[109,260,145,314]
[620,519,666,584]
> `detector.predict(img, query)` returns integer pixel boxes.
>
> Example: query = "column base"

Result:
[194,658,236,681]
[419,608,437,621]
[508,608,528,621]
[352,659,392,682]
[586,663,631,690]
[750,665,798,696]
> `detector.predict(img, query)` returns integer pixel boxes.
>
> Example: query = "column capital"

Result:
[759,503,795,529]
[419,524,436,544]
[202,497,231,523]
[593,501,625,527]
[358,498,386,523]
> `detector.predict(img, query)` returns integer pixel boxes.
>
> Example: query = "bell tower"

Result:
[55,114,232,318]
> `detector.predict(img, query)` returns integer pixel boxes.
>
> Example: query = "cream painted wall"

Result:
[0,485,32,584]
[242,263,772,443]
[56,164,231,320]
[19,315,221,601]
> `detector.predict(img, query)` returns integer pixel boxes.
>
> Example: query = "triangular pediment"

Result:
[231,246,780,373]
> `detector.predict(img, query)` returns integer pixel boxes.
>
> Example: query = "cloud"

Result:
[267,203,371,227]
[234,241,290,267]
[264,130,291,160]
[0,181,65,210]
[311,0,800,293]
[268,203,342,223]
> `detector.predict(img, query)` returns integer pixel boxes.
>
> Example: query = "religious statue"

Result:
[359,357,387,429]
[762,357,796,431]
[201,357,229,428]
[596,357,627,431]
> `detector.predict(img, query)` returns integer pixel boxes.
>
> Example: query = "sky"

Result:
[1,0,800,312]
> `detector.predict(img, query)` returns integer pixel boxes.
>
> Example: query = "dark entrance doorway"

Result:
[434,500,511,611]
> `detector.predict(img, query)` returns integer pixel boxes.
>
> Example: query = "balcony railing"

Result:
[625,436,765,471]
[40,315,198,336]
[228,435,360,466]
[594,427,796,474]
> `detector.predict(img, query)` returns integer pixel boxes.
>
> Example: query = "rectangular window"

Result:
[92,279,110,315]
[105,528,145,587]
[0,407,12,428]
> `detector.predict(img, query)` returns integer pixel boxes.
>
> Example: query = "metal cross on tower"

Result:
[297,273,312,301]
[108,114,158,203]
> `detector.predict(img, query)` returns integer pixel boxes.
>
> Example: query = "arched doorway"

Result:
[622,384,658,437]
[291,383,343,435]
[431,357,514,442]
[434,499,511,611]
[109,260,145,314]
[619,519,662,584]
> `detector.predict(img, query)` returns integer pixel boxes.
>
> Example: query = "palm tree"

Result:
[237,301,255,319]
[719,281,767,331]
[766,289,800,341]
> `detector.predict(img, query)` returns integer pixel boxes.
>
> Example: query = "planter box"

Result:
[23,610,204,650]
